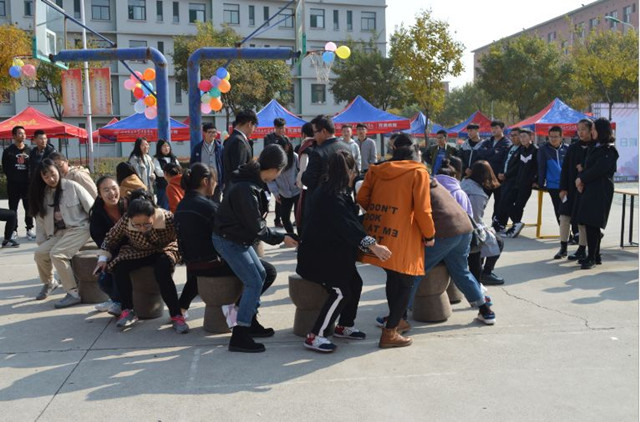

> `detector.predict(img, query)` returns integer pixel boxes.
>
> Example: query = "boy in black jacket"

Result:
[505,128,538,238]
[494,128,522,232]
[2,126,33,239]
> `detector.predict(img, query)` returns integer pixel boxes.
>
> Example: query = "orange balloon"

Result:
[209,97,223,112]
[218,79,231,93]
[144,95,156,107]
[143,68,156,81]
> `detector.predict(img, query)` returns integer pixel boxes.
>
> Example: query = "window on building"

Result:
[623,6,633,23]
[0,1,6,17]
[128,0,146,20]
[156,0,163,21]
[129,39,148,62]
[280,8,293,28]
[333,10,339,30]
[361,11,376,31]
[92,0,110,20]
[28,88,47,103]
[0,92,11,104]
[55,0,62,7]
[248,5,255,26]
[223,3,239,24]
[589,17,599,29]
[189,3,205,23]
[576,22,585,38]
[73,0,81,18]
[310,8,324,29]
[346,10,353,31]
[547,31,556,42]
[172,1,179,22]
[175,82,182,103]
[311,84,326,104]
[157,41,164,54]
[263,6,269,22]
[130,91,136,103]
[24,0,33,16]
[607,10,619,28]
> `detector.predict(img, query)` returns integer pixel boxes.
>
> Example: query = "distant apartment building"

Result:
[472,0,638,79]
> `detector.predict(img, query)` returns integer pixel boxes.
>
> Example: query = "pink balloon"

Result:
[144,106,157,120]
[201,102,212,114]
[123,79,135,90]
[21,64,36,78]
[324,42,337,52]
[130,71,143,83]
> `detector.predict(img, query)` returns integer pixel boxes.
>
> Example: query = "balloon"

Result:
[209,87,221,98]
[209,75,221,87]
[142,82,154,95]
[201,93,212,104]
[335,45,351,59]
[123,79,135,90]
[9,66,21,78]
[130,71,143,82]
[216,67,228,79]
[201,102,212,114]
[21,64,36,77]
[144,106,158,119]
[224,71,231,80]
[322,51,335,63]
[218,79,231,93]
[210,97,223,112]
[14,59,24,67]
[324,42,337,52]
[134,99,146,113]
[143,68,156,81]
[199,79,213,92]
[144,95,156,107]
[133,87,145,99]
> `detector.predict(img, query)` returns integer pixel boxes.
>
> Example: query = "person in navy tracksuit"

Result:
[537,125,568,223]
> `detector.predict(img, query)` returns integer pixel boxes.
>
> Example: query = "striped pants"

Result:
[310,268,363,337]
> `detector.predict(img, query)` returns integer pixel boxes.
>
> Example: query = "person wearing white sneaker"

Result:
[29,159,93,307]
[504,128,538,239]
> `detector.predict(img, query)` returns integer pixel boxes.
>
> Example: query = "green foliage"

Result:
[389,9,464,135]
[436,83,518,126]
[571,29,639,119]
[0,24,32,99]
[330,38,406,110]
[172,22,293,126]
[476,35,575,120]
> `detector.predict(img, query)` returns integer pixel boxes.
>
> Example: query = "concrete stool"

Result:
[412,263,452,323]
[447,281,464,304]
[197,275,243,334]
[288,274,332,337]
[130,266,164,319]
[71,250,109,304]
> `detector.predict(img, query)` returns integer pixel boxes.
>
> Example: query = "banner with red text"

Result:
[61,68,83,117]
[89,68,113,115]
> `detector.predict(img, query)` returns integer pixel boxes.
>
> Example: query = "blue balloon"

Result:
[9,66,21,78]
[322,51,335,64]
[142,82,154,95]
[216,67,228,79]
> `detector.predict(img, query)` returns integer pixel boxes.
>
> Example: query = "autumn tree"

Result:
[476,35,575,120]
[389,9,464,138]
[0,24,32,99]
[571,29,639,120]
[173,22,293,127]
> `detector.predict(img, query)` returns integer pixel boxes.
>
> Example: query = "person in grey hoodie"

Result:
[267,139,301,235]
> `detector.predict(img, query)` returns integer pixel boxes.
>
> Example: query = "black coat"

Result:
[300,137,350,192]
[174,191,220,263]
[476,136,512,177]
[296,185,367,287]
[575,144,619,229]
[214,163,284,246]
[515,144,538,188]
[222,130,253,187]
[2,143,31,184]
[558,140,589,217]
[89,198,127,254]
[28,143,56,179]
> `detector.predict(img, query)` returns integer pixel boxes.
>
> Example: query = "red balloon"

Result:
[133,87,145,99]
[199,80,213,92]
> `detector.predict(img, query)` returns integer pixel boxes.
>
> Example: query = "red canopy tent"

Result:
[0,106,87,140]
[446,111,493,138]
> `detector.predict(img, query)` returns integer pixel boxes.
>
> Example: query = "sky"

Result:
[385,0,587,89]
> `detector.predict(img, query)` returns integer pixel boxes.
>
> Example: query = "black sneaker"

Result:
[229,326,266,353]
[481,272,505,285]
[477,304,496,325]
[581,258,596,270]
[2,239,20,248]
[568,246,587,261]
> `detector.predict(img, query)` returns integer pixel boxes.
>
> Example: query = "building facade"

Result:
[0,0,386,157]
[473,0,638,79]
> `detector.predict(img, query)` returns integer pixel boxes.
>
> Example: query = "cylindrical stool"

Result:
[447,281,464,304]
[288,274,332,337]
[130,266,164,319]
[412,263,452,323]
[197,276,243,334]
[72,251,109,304]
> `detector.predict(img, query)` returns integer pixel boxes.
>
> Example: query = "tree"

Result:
[476,35,575,120]
[435,83,517,127]
[173,22,293,127]
[389,9,464,138]
[0,24,32,99]
[330,38,406,110]
[571,29,639,120]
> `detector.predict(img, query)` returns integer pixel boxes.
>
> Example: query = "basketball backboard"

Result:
[33,0,68,69]
[294,0,306,65]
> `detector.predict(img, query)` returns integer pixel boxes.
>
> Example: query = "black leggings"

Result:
[384,269,415,329]
[279,194,300,235]
[311,268,363,337]
[585,225,602,260]
[0,208,18,241]
[178,259,277,310]
[113,254,181,317]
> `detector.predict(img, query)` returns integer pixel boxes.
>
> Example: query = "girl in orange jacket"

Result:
[164,163,185,213]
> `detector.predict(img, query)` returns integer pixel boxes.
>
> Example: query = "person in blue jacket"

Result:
[537,126,568,223]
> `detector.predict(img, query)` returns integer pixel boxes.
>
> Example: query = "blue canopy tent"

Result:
[252,99,308,139]
[98,112,190,142]
[333,95,410,134]
[410,112,447,137]
[510,98,605,136]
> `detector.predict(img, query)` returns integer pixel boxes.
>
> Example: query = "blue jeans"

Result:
[211,234,266,327]
[409,232,484,308]
[156,185,169,210]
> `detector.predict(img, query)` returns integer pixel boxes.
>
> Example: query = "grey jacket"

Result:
[341,138,362,173]
[357,137,377,171]
[129,154,156,194]
[460,178,488,226]
[268,153,301,199]
[36,179,94,244]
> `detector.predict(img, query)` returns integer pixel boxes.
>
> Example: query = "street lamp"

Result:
[604,15,635,30]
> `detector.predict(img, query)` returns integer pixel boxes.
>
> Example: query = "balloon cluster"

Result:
[8,58,36,79]
[123,68,158,119]
[199,67,231,114]
[321,42,351,63]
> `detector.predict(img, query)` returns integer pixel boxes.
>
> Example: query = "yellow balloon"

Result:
[336,45,351,59]
[14,59,24,67]
[224,71,231,81]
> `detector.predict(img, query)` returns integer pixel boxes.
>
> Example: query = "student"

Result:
[94,190,188,333]
[191,123,224,202]
[504,128,538,238]
[29,159,93,307]
[163,163,184,214]
[2,126,33,240]
[355,123,377,174]
[357,133,435,348]
[494,128,521,232]
[28,129,56,180]
[264,118,290,228]
[49,152,98,199]
[295,122,317,235]
[128,137,157,194]
[267,139,300,235]
[339,124,361,174]
[116,162,147,199]
[426,130,456,175]
[458,123,485,176]
[222,110,258,188]
[213,145,298,353]
[0,208,19,248]
[153,139,180,209]
[537,126,568,223]
[574,118,618,269]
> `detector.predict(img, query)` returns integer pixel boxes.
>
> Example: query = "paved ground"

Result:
[0,189,637,422]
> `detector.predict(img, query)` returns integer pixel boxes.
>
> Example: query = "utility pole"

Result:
[79,0,94,172]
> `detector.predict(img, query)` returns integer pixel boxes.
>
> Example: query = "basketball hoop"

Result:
[308,51,333,83]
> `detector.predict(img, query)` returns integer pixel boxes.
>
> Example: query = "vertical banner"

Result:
[61,68,83,117]
[89,68,113,115]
